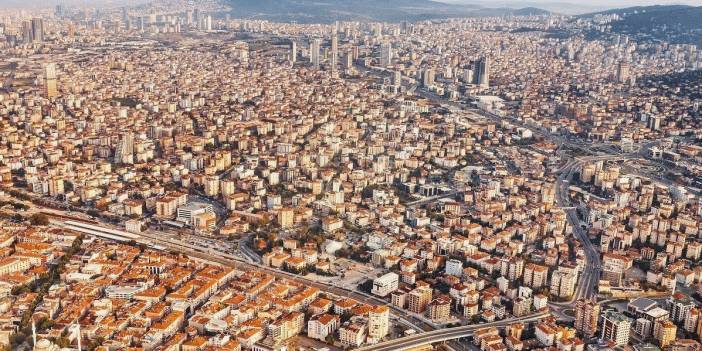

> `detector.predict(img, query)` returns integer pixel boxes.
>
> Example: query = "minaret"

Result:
[32,318,37,347]
[77,323,82,351]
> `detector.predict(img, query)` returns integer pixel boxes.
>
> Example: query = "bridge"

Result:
[405,191,460,207]
[355,312,549,351]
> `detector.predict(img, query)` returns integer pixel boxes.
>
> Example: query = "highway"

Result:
[405,85,612,322]
[237,233,263,263]
[355,311,549,351]
[406,85,701,309]
[57,218,435,333]
[558,161,601,303]
[547,157,601,313]
[405,190,461,207]
[10,69,699,349]
[2,184,443,335]
[58,214,549,351]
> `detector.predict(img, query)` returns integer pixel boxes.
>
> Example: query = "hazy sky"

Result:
[442,0,702,4]
[0,0,147,7]
[1,0,701,12]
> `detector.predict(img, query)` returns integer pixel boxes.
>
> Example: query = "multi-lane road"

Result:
[355,311,550,351]
[546,160,599,321]
[57,212,552,351]
[408,86,614,323]
[405,190,461,207]
[555,160,601,303]
[57,217,436,333]
[10,73,699,349]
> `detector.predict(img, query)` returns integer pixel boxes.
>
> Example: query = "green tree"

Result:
[55,337,71,348]
[357,279,374,293]
[30,213,50,226]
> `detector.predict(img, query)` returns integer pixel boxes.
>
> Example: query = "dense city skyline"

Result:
[1,1,702,351]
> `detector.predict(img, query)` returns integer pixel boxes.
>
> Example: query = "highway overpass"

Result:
[355,311,549,351]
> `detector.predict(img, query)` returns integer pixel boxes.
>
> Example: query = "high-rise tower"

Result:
[31,18,44,43]
[330,33,338,72]
[310,38,321,69]
[380,42,392,67]
[474,56,489,88]
[290,41,297,64]
[115,132,135,164]
[22,21,33,44]
[617,61,630,84]
[44,63,58,98]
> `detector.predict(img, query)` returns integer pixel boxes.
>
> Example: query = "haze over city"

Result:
[1,1,702,351]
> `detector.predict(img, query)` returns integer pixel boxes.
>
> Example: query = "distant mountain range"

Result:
[225,0,550,22]
[582,5,702,46]
[576,4,694,18]
[223,0,702,48]
[443,0,610,15]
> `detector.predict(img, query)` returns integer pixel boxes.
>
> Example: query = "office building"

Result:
[344,51,353,70]
[204,15,212,31]
[474,56,489,88]
[648,115,663,131]
[22,21,33,44]
[186,9,193,25]
[176,202,214,225]
[193,8,201,25]
[31,18,44,43]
